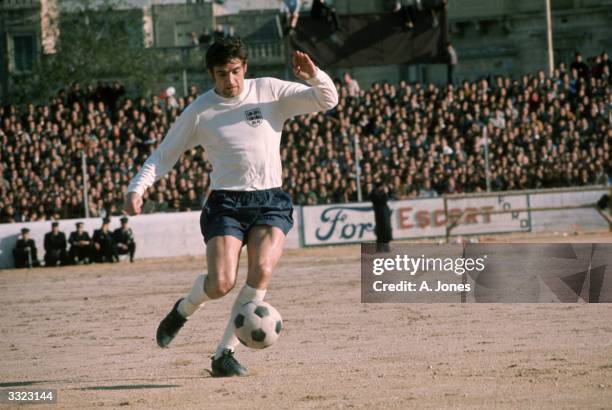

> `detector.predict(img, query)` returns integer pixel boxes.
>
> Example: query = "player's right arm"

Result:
[124,105,200,215]
[268,51,338,119]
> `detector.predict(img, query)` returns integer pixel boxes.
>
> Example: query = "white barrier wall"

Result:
[0,210,302,269]
[528,190,609,232]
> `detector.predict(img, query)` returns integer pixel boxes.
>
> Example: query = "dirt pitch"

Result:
[2,232,612,409]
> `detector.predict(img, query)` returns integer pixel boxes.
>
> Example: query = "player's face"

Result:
[210,59,247,98]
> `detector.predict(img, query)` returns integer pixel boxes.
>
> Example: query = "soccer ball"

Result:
[233,301,282,349]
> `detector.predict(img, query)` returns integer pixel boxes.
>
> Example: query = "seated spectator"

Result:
[44,222,68,267]
[113,217,136,263]
[296,183,317,205]
[153,192,170,213]
[13,228,40,268]
[181,188,202,211]
[418,180,439,198]
[93,217,116,263]
[69,222,92,264]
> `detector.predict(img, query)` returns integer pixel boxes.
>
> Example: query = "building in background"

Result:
[2,0,610,103]
[332,0,612,85]
[429,0,612,83]
[0,0,58,102]
[143,0,287,93]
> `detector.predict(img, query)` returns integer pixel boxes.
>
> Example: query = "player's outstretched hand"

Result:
[292,51,318,81]
[124,192,143,216]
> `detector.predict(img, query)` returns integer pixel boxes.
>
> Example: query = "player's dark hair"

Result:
[206,37,248,70]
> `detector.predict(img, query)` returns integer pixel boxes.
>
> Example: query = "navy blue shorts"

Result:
[200,187,294,244]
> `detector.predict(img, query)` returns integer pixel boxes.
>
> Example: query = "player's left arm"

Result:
[271,51,339,118]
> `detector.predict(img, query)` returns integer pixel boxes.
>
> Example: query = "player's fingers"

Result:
[125,202,135,216]
[297,51,307,66]
[292,52,299,67]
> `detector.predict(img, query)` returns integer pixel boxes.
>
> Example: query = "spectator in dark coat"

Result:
[370,181,393,252]
[44,222,68,266]
[69,222,92,264]
[93,217,116,263]
[113,217,136,262]
[13,228,40,268]
[570,51,589,79]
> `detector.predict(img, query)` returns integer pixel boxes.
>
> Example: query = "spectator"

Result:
[69,222,92,264]
[13,228,40,268]
[370,181,393,252]
[570,51,589,79]
[281,0,301,35]
[152,192,170,213]
[343,72,361,98]
[44,221,68,266]
[190,31,199,47]
[296,183,317,205]
[418,180,439,198]
[113,216,136,263]
[92,217,116,263]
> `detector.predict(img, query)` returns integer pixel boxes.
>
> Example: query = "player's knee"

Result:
[217,278,236,295]
[250,263,273,282]
[206,276,236,299]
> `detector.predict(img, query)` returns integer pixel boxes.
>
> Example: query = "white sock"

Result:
[177,274,210,318]
[214,284,266,359]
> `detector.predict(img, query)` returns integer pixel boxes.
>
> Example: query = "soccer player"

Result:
[124,37,338,377]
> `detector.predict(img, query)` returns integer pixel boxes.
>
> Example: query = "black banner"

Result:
[288,8,449,68]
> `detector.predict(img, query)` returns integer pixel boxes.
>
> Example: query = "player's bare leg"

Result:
[245,225,286,289]
[203,235,243,299]
[211,225,286,377]
[156,235,242,348]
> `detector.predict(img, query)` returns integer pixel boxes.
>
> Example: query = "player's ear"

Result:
[208,68,215,80]
[243,62,248,75]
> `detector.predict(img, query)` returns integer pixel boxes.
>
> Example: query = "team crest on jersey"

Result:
[244,108,263,127]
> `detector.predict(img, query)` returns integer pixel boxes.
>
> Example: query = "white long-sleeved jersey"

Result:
[127,69,339,195]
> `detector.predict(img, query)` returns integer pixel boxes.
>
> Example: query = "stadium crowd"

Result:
[0,52,610,222]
